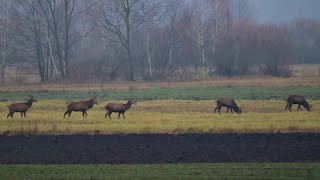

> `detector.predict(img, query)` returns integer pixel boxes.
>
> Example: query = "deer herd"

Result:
[5,93,312,119]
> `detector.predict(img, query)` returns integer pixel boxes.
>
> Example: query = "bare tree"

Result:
[0,0,10,80]
[259,24,294,77]
[206,0,232,69]
[92,0,156,81]
[14,0,92,81]
[163,0,184,76]
[15,0,59,81]
[186,0,211,69]
[143,0,162,80]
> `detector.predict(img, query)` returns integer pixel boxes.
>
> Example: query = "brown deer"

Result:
[64,93,99,118]
[105,99,137,119]
[214,97,242,114]
[7,94,38,118]
[285,95,312,112]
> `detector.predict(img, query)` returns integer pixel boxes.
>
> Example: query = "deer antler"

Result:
[93,91,97,98]
[26,91,33,98]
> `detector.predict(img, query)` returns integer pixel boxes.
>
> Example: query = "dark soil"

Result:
[0,133,319,164]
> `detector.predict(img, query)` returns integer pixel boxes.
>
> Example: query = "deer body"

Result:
[64,97,98,118]
[7,96,37,118]
[105,99,136,119]
[285,95,311,112]
[214,97,241,114]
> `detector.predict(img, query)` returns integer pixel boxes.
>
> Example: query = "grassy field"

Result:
[1,86,320,101]
[0,84,319,135]
[0,163,319,179]
[0,99,319,135]
[2,64,320,90]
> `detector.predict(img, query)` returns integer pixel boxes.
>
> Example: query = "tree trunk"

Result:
[46,28,58,78]
[146,32,152,79]
[64,0,70,78]
[124,1,134,81]
[0,1,8,80]
[1,31,6,79]
[53,23,65,79]
[168,32,174,71]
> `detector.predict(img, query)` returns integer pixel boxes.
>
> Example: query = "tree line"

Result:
[0,0,319,82]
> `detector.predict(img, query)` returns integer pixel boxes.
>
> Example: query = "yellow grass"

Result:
[0,100,319,135]
[292,64,320,77]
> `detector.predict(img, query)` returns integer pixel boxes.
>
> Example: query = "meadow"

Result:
[1,86,320,101]
[0,99,319,135]
[1,77,320,179]
[0,163,319,179]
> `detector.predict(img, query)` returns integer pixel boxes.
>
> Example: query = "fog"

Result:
[250,0,320,23]
[1,0,319,83]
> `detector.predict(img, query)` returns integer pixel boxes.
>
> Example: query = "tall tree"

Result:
[186,0,211,68]
[15,0,91,81]
[92,0,157,81]
[143,0,162,80]
[0,0,10,80]
[164,0,184,75]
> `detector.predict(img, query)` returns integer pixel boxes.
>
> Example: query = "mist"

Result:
[250,0,320,23]
[0,0,319,83]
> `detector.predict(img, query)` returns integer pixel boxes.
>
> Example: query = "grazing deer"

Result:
[214,97,242,114]
[285,95,311,112]
[64,93,99,118]
[7,94,37,118]
[105,99,137,119]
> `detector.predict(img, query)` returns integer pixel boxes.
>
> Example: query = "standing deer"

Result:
[64,93,99,118]
[214,97,242,114]
[105,99,137,119]
[7,94,37,118]
[285,95,312,112]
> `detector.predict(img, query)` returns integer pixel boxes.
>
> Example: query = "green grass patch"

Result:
[1,86,320,101]
[0,163,319,179]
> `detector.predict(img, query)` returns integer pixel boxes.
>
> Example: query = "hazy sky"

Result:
[249,0,320,23]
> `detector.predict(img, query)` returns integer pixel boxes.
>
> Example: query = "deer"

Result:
[64,93,99,118]
[214,97,242,114]
[285,95,312,112]
[7,93,37,118]
[105,99,137,119]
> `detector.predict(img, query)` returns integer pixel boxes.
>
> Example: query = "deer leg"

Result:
[64,110,71,118]
[230,108,234,114]
[288,104,292,112]
[214,107,218,114]
[285,104,289,111]
[105,111,108,119]
[108,112,112,119]
[24,112,26,118]
[82,111,87,118]
[214,105,222,114]
[20,112,23,118]
[7,112,13,118]
[122,113,126,119]
[84,112,88,118]
[118,113,121,119]
[297,105,301,112]
[227,107,229,114]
